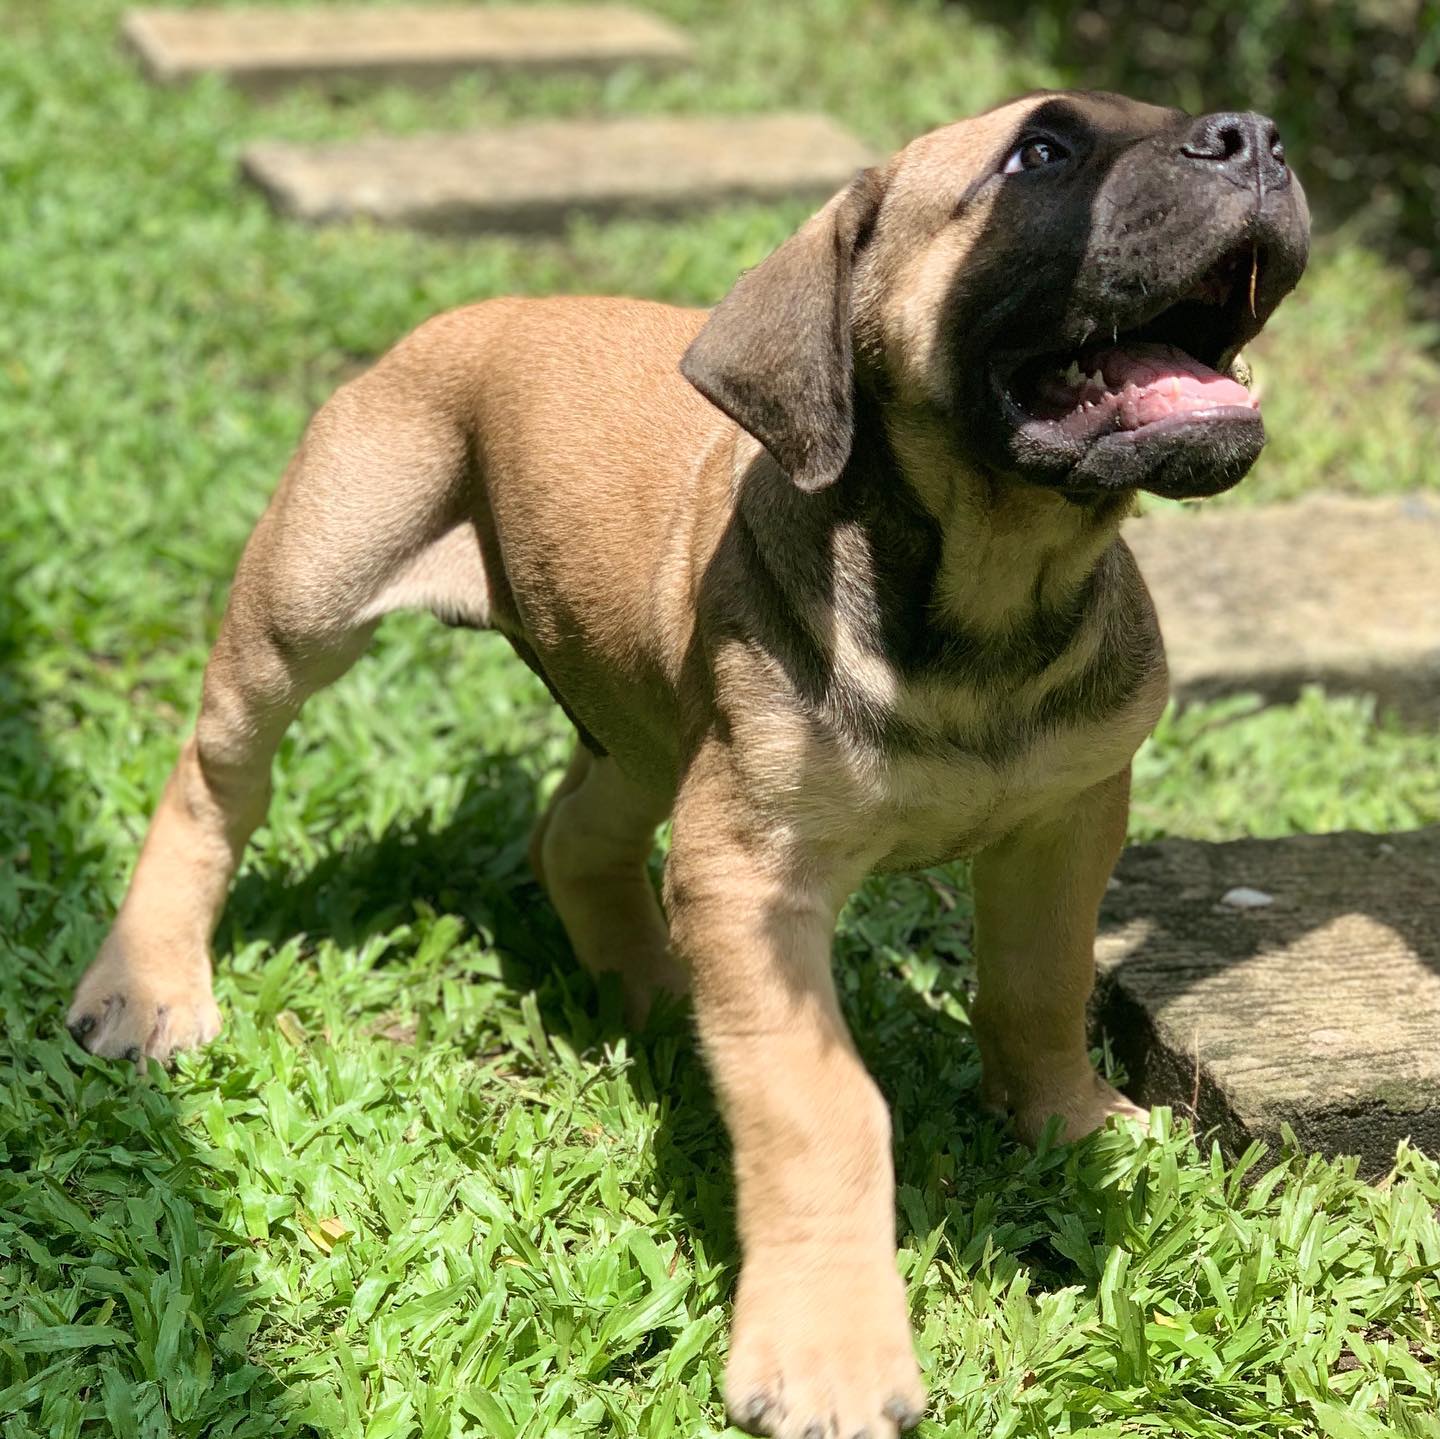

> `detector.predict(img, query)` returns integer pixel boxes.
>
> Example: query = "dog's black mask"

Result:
[949,92,1311,500]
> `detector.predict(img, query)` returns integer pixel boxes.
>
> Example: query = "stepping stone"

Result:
[1128,494,1440,719]
[123,5,693,94]
[1093,827,1440,1170]
[241,114,874,233]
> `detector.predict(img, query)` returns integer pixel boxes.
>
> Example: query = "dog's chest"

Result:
[863,711,1141,870]
[728,652,1164,874]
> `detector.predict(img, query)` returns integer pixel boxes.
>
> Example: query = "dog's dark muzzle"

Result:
[1075,112,1310,356]
[981,112,1310,501]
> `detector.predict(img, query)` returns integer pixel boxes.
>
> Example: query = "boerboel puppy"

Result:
[69,91,1308,1436]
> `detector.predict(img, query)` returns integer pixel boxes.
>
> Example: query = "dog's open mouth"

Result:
[1013,340,1254,438]
[997,247,1262,444]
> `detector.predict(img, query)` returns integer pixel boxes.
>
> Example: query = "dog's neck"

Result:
[882,406,1135,640]
[731,402,1137,689]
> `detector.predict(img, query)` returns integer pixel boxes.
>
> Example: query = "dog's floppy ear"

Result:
[680,168,884,492]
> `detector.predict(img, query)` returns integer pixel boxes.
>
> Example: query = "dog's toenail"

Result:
[68,1015,96,1040]
[801,1423,826,1439]
[730,1393,774,1434]
[883,1397,923,1429]
[124,1046,141,1062]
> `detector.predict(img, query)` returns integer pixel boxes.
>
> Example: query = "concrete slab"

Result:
[241,114,874,232]
[1129,495,1440,719]
[1094,827,1440,1171]
[124,5,693,93]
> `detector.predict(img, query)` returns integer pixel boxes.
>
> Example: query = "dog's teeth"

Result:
[1088,369,1106,389]
[1062,360,1084,387]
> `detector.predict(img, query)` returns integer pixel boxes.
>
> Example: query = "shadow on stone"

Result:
[1094,827,1440,1173]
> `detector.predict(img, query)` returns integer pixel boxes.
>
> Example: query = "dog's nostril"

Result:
[1216,125,1246,160]
[1183,118,1249,163]
[1182,112,1287,177]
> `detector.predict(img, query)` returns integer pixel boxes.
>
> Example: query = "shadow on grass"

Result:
[14,674,1421,1424]
[222,749,562,978]
[205,753,1121,1374]
[49,723,1416,1420]
[218,752,744,1250]
[214,758,744,1400]
[0,570,323,1434]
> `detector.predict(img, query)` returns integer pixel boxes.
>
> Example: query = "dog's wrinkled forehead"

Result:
[879,90,1182,228]
[860,90,1191,398]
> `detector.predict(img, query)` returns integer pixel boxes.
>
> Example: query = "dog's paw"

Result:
[1012,1073,1149,1146]
[725,1247,925,1439]
[66,942,221,1064]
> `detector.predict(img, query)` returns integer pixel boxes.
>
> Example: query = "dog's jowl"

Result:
[70,91,1309,1438]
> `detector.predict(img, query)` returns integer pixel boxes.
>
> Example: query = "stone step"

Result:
[123,5,693,94]
[241,114,874,233]
[1093,827,1440,1171]
[1128,494,1440,719]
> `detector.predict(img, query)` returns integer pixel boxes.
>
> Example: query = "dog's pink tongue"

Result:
[1097,342,1254,428]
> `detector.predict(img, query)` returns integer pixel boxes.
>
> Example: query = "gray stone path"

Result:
[1129,494,1440,719]
[1094,827,1440,1170]
[241,114,874,232]
[124,5,692,93]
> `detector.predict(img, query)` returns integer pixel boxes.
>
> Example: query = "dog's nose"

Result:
[1180,111,1288,188]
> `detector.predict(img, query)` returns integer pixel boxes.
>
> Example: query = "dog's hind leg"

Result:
[68,377,486,1062]
[533,744,685,1024]
[526,741,593,895]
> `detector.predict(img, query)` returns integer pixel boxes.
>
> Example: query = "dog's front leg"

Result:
[666,763,925,1439]
[970,766,1148,1144]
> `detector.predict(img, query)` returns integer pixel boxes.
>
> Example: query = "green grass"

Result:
[4,0,1440,1435]
[1133,690,1440,842]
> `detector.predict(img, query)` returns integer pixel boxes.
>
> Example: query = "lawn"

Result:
[3,0,1440,1435]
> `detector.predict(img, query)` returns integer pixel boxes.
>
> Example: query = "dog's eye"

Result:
[1002,138,1069,175]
